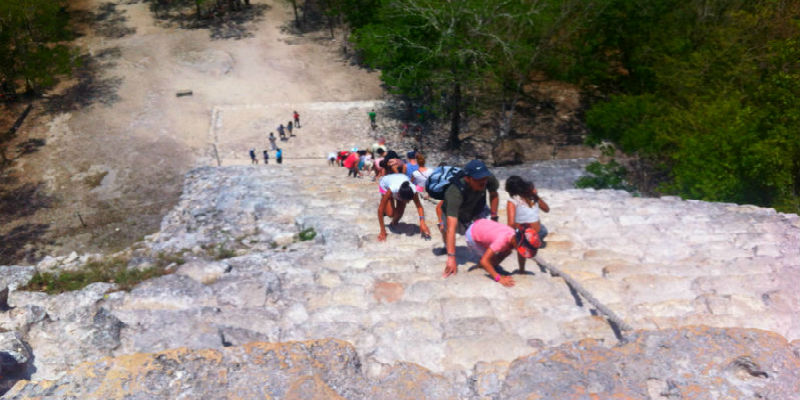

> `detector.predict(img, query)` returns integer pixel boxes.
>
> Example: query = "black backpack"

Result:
[425,166,465,200]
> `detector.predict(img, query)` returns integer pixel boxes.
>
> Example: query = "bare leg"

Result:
[392,200,407,225]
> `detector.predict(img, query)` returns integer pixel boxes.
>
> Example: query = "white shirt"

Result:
[380,173,416,200]
[510,196,540,224]
[411,168,433,187]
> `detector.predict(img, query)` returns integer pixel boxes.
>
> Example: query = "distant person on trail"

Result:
[287,121,294,136]
[368,109,377,129]
[249,148,257,165]
[343,148,361,178]
[293,110,300,127]
[337,150,350,167]
[463,218,542,287]
[377,173,431,241]
[505,176,549,270]
[269,132,277,150]
[276,148,283,164]
[328,152,336,166]
[278,124,286,140]
[439,159,500,279]
[263,150,269,164]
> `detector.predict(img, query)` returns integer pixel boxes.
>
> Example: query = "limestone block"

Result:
[472,361,510,399]
[440,297,494,321]
[443,333,529,371]
[0,305,47,335]
[209,272,280,308]
[500,327,800,399]
[120,274,216,310]
[0,266,35,291]
[443,317,503,339]
[372,281,404,303]
[176,259,231,284]
[622,275,694,304]
[0,331,33,377]
[404,280,455,302]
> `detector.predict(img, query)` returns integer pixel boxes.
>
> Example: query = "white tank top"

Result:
[510,196,539,224]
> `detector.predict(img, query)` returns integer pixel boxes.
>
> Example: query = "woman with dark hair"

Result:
[377,173,430,241]
[505,175,550,270]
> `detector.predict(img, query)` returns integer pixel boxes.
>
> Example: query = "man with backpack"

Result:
[435,159,500,279]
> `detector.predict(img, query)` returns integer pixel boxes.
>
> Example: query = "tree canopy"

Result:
[0,0,75,96]
[343,0,800,213]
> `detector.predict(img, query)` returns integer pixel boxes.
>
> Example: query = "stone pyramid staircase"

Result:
[4,159,800,398]
[123,161,798,379]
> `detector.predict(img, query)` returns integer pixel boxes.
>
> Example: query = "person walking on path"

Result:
[377,173,431,241]
[276,148,283,164]
[249,148,258,165]
[438,159,500,279]
[464,218,542,287]
[368,109,377,130]
[278,124,286,140]
[269,132,277,150]
[328,152,336,166]
[287,121,294,136]
[263,150,269,164]
[505,176,550,271]
[293,110,300,128]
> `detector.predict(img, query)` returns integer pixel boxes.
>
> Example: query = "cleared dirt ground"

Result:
[0,0,384,263]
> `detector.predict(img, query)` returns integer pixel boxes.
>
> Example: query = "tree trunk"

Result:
[290,0,299,27]
[448,82,462,149]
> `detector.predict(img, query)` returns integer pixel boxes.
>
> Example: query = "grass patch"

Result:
[21,255,171,294]
[214,245,236,260]
[83,170,109,189]
[297,227,316,241]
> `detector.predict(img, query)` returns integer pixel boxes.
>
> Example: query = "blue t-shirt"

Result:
[405,163,419,179]
[276,150,283,158]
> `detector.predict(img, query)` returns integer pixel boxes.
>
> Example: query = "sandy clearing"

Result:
[1,0,384,261]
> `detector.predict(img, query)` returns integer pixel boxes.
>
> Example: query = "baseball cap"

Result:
[407,151,416,159]
[515,227,541,258]
[464,159,491,179]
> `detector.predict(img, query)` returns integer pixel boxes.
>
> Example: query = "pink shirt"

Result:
[469,219,514,253]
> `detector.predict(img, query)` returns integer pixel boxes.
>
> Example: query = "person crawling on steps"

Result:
[463,218,543,287]
[377,172,431,241]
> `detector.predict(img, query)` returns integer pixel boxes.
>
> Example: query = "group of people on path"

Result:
[365,151,550,288]
[250,111,300,165]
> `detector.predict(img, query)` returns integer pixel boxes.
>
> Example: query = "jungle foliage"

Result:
[0,0,76,97]
[328,0,799,212]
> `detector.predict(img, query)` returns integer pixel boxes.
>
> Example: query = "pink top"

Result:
[469,219,514,253]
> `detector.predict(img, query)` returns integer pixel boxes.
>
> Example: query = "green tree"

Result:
[572,0,800,212]
[0,0,75,95]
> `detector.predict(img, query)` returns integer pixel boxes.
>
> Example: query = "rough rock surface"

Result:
[2,161,799,398]
[6,328,799,399]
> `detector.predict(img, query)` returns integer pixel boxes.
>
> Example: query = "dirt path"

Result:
[1,0,383,262]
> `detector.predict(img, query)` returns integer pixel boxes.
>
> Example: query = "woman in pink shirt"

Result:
[464,219,540,287]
